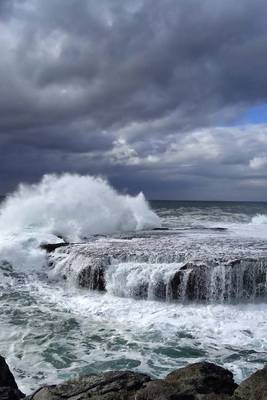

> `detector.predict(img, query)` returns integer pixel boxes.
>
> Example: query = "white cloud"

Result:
[249,155,267,169]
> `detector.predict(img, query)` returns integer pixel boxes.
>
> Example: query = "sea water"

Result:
[0,174,266,394]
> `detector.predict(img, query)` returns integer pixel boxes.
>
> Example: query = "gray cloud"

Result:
[1,0,267,199]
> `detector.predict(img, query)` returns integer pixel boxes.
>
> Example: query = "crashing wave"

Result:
[0,174,160,270]
[0,174,160,240]
[251,214,267,225]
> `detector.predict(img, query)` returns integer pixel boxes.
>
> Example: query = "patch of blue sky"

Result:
[236,102,267,125]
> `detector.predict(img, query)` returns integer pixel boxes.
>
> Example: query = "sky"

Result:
[0,0,267,200]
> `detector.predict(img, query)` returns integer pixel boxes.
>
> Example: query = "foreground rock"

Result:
[0,356,24,399]
[136,362,237,400]
[28,362,267,400]
[29,371,151,400]
[1,355,266,399]
[28,363,238,400]
[235,364,267,400]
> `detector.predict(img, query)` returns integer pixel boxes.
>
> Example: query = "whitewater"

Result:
[0,174,160,272]
[0,174,266,394]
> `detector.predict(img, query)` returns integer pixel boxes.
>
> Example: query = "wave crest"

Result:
[251,214,267,225]
[0,174,160,241]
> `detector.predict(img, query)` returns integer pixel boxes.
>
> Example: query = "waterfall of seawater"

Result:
[48,245,267,303]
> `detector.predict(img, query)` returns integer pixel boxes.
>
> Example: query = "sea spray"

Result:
[0,173,160,270]
[251,214,267,225]
[0,174,160,239]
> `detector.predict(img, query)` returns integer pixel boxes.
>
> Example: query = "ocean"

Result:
[0,174,266,395]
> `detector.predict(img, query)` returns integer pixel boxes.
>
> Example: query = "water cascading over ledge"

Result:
[48,245,267,303]
[104,259,267,302]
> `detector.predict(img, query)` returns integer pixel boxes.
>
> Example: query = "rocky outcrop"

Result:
[135,362,237,400]
[27,363,238,400]
[234,364,267,400]
[0,356,24,399]
[27,363,267,400]
[29,371,151,400]
[44,236,267,303]
[25,363,238,399]
[1,355,267,400]
[75,257,267,302]
[168,259,267,302]
[77,256,109,290]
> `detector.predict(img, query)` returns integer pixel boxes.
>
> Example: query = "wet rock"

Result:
[167,269,183,299]
[168,258,267,302]
[0,356,25,399]
[30,371,151,400]
[234,364,267,400]
[29,363,239,400]
[49,235,267,303]
[166,362,237,395]
[136,362,237,400]
[40,242,69,252]
[77,256,109,290]
[74,255,267,302]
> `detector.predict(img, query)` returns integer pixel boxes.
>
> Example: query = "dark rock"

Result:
[154,279,167,299]
[167,258,267,302]
[166,362,237,395]
[29,362,239,400]
[0,356,24,399]
[234,364,267,400]
[77,257,109,290]
[40,243,69,253]
[0,386,24,400]
[0,356,20,390]
[167,269,183,300]
[30,371,151,400]
[132,282,148,299]
[73,255,267,302]
[136,362,237,400]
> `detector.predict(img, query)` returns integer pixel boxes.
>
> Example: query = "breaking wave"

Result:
[0,173,160,240]
[0,174,160,270]
[251,214,267,225]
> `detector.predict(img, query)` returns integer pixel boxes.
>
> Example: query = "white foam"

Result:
[251,214,267,225]
[106,262,184,299]
[2,280,266,393]
[0,174,160,239]
[0,174,160,270]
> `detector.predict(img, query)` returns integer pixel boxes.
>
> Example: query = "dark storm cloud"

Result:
[1,0,267,199]
[0,0,13,18]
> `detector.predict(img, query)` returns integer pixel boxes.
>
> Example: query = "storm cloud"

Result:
[1,0,267,199]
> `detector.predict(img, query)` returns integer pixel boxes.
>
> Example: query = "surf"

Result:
[0,173,160,270]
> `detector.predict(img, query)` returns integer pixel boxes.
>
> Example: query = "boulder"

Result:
[136,362,237,400]
[0,356,24,399]
[166,362,237,395]
[30,363,238,400]
[30,370,151,400]
[234,364,267,400]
